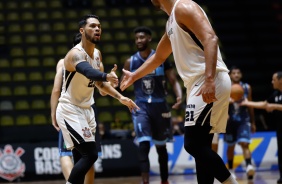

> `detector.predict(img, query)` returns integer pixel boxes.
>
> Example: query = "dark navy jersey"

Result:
[228,82,250,122]
[130,50,173,103]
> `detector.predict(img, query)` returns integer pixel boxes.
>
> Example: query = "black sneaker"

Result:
[277,178,282,184]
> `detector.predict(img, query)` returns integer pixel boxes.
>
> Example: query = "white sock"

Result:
[222,175,238,184]
[66,182,72,184]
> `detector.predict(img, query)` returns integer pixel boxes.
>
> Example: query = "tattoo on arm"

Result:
[71,53,84,66]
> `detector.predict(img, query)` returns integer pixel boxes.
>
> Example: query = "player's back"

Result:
[59,45,100,108]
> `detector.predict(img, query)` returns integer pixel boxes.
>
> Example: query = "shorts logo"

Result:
[82,127,92,138]
[0,145,25,181]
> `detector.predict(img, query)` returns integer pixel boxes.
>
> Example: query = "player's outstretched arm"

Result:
[64,49,118,85]
[241,98,267,109]
[95,81,139,112]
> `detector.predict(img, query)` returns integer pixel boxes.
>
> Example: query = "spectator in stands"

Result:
[241,71,282,184]
[120,1,238,183]
[121,26,183,184]
[224,66,256,180]
[54,14,139,184]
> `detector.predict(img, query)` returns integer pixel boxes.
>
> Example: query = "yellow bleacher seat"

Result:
[111,20,124,29]
[126,19,139,29]
[26,47,39,56]
[117,43,132,53]
[67,22,78,31]
[56,46,69,56]
[29,72,43,81]
[115,110,131,122]
[16,115,31,126]
[38,23,51,32]
[114,31,128,41]
[10,47,24,57]
[30,85,44,95]
[109,8,122,17]
[66,10,78,19]
[25,35,38,44]
[49,0,61,8]
[12,58,25,67]
[7,12,19,21]
[21,2,33,9]
[23,23,36,32]
[35,1,47,8]
[138,7,151,16]
[0,86,12,96]
[27,58,40,67]
[41,46,55,56]
[43,57,57,67]
[0,59,10,68]
[33,114,47,125]
[124,7,136,17]
[8,24,21,32]
[0,116,14,126]
[92,0,105,7]
[44,71,55,81]
[141,18,155,27]
[13,72,27,81]
[37,12,49,20]
[0,101,13,111]
[103,55,119,65]
[31,100,46,109]
[0,73,11,82]
[45,84,53,95]
[102,44,116,54]
[9,35,22,44]
[14,86,28,96]
[51,11,63,19]
[22,12,34,20]
[52,22,65,31]
[40,34,53,43]
[0,85,12,97]
[96,97,112,107]
[94,9,107,18]
[55,34,67,43]
[98,111,114,123]
[15,100,30,110]
[6,2,18,9]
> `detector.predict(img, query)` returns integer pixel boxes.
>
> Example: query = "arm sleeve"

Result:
[76,61,107,81]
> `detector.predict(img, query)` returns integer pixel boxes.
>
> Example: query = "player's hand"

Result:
[172,97,182,109]
[106,71,118,87]
[196,80,217,104]
[120,69,135,91]
[110,64,118,88]
[266,103,275,112]
[118,96,140,113]
[251,123,256,133]
[52,116,60,132]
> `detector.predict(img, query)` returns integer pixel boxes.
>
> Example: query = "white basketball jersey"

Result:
[59,44,101,108]
[166,0,229,89]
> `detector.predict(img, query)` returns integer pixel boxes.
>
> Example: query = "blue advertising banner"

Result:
[149,132,278,174]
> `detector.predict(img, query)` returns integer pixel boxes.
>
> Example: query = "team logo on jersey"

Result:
[82,127,92,138]
[142,77,155,95]
[0,145,25,181]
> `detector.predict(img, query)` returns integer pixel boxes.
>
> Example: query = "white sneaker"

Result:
[229,169,236,179]
[246,164,255,180]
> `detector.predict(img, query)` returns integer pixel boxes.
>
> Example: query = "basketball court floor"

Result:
[3,170,280,184]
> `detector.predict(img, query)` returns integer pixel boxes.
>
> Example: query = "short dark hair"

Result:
[276,71,282,80]
[73,32,81,46]
[229,65,241,73]
[134,26,152,36]
[78,14,99,28]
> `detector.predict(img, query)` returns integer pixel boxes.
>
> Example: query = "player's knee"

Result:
[156,145,167,156]
[184,140,197,156]
[139,141,150,162]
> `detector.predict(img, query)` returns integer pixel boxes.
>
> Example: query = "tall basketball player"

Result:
[120,0,237,183]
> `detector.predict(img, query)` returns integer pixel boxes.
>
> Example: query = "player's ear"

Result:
[148,35,152,42]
